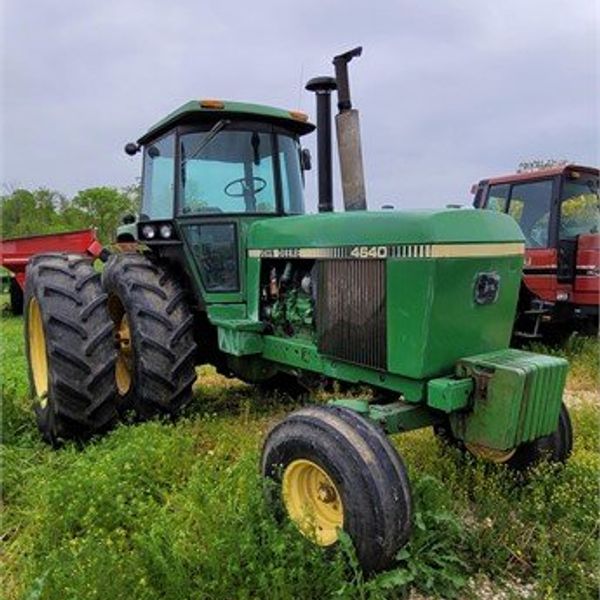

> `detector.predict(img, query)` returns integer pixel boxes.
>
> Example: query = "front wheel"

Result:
[261,405,412,573]
[435,403,573,471]
[504,403,573,470]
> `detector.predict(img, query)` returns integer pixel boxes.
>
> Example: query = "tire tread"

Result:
[24,253,118,444]
[102,253,197,419]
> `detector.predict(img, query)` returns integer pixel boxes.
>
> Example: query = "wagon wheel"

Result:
[9,278,24,315]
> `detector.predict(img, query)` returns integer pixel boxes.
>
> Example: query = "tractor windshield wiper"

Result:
[182,119,231,167]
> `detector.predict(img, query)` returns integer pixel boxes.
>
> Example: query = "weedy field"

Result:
[1,299,598,600]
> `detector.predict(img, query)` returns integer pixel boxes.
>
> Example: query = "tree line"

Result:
[0,185,140,244]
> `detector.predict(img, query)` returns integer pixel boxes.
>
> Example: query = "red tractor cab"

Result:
[472,164,599,340]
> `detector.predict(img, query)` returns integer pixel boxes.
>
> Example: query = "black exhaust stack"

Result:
[305,76,337,213]
[333,47,367,211]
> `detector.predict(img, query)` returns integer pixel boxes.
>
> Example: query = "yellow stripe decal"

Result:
[248,243,524,260]
[429,242,524,258]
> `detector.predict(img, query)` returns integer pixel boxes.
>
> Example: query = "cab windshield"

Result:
[179,127,304,215]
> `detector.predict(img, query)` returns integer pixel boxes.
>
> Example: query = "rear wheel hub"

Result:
[114,314,132,395]
[28,297,49,407]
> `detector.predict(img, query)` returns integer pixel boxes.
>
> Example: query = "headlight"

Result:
[159,224,173,239]
[141,224,156,239]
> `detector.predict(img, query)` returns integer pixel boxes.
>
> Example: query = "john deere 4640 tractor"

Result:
[24,49,571,572]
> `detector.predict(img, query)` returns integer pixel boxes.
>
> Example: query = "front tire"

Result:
[102,253,197,420]
[24,254,119,445]
[505,403,572,470]
[436,403,573,471]
[261,405,412,573]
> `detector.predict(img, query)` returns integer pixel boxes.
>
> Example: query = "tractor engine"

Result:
[261,260,316,340]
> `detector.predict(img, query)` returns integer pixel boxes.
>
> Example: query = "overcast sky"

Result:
[1,0,598,211]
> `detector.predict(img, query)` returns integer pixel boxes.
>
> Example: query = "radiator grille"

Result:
[316,260,386,370]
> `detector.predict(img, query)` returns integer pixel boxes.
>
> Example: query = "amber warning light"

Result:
[199,99,225,109]
[288,110,309,122]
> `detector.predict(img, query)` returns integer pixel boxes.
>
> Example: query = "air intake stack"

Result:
[333,47,367,211]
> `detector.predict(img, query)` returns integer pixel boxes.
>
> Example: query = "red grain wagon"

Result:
[0,229,103,314]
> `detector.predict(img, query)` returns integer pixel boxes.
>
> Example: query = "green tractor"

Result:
[24,48,572,573]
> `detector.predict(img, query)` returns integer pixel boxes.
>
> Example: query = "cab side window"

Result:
[508,180,553,248]
[141,134,175,220]
[485,184,509,212]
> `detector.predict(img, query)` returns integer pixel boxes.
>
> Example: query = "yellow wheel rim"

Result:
[282,459,344,546]
[28,298,49,407]
[465,442,516,463]
[114,314,132,395]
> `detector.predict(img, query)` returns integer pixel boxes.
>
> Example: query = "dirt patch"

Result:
[563,389,599,409]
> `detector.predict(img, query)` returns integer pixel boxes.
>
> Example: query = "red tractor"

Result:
[472,163,599,341]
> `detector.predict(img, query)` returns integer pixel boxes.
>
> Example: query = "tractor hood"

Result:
[247,209,524,250]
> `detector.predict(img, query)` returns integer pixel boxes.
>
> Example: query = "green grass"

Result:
[1,305,598,599]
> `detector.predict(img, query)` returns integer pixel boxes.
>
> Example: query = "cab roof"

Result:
[138,99,315,144]
[477,164,598,187]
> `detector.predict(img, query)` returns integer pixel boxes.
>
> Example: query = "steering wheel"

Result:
[224,177,267,197]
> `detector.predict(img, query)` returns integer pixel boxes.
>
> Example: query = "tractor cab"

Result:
[135,100,314,221]
[472,163,599,337]
[119,100,314,297]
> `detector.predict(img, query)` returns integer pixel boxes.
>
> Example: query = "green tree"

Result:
[0,188,66,238]
[70,187,138,243]
[1,185,139,243]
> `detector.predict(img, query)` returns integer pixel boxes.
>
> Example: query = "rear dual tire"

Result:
[24,252,198,444]
[261,405,412,573]
[24,254,119,445]
[101,253,197,420]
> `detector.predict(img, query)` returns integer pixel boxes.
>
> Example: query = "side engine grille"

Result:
[316,260,386,370]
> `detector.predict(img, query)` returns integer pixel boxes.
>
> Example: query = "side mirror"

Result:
[301,148,312,171]
[124,142,140,156]
[122,214,136,225]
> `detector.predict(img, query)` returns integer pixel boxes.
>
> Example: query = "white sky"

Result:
[1,0,598,211]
